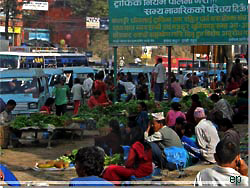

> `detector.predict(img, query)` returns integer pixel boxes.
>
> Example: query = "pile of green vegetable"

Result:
[179,92,214,112]
[77,99,170,128]
[56,149,123,166]
[104,154,123,166]
[57,149,78,164]
[11,113,72,129]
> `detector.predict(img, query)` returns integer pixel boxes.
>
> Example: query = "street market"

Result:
[0,0,249,187]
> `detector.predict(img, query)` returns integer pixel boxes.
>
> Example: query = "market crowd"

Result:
[0,57,248,186]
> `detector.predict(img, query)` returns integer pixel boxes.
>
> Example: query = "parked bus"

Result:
[155,55,192,72]
[156,55,226,72]
[0,51,88,69]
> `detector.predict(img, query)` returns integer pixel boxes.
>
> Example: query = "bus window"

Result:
[56,56,88,67]
[0,55,18,69]
[44,56,56,67]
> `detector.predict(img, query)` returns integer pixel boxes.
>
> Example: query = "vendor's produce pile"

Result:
[77,91,238,128]
[37,149,78,169]
[77,100,171,128]
[37,149,123,169]
[180,92,214,112]
[104,154,123,166]
[11,113,72,129]
[11,91,238,130]
[37,160,70,169]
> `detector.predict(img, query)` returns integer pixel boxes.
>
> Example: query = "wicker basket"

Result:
[0,125,10,148]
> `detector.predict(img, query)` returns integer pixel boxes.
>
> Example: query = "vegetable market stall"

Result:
[9,114,85,148]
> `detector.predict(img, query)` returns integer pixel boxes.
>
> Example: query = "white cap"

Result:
[151,112,165,121]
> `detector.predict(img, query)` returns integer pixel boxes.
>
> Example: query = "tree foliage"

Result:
[69,0,108,18]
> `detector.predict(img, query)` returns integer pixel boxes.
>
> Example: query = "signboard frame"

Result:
[22,1,49,11]
[109,0,248,47]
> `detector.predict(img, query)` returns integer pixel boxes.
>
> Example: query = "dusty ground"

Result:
[0,124,248,186]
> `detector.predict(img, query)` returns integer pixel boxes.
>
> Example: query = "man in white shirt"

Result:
[71,78,83,115]
[194,139,248,186]
[154,58,166,101]
[194,107,220,164]
[118,76,136,101]
[83,73,94,99]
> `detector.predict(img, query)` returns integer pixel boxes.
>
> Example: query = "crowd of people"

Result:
[0,56,248,186]
[91,96,248,185]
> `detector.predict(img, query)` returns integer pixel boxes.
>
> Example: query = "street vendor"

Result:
[144,112,183,170]
[87,90,111,109]
[102,127,153,182]
[94,119,122,155]
[40,98,55,114]
[0,100,16,125]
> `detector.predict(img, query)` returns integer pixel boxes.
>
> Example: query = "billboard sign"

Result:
[109,0,248,46]
[23,1,49,11]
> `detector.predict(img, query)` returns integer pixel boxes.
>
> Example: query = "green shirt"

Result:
[53,84,70,105]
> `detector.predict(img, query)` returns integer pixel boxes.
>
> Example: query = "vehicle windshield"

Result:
[0,77,38,94]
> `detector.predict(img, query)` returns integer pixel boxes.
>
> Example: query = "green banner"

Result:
[109,0,248,46]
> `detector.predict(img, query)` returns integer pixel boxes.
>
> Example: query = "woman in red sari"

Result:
[102,127,153,182]
[94,72,109,103]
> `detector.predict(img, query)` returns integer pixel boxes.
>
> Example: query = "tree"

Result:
[69,0,108,18]
[0,0,30,40]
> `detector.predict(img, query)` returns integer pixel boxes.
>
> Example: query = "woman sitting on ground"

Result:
[166,102,186,128]
[94,119,122,156]
[40,98,55,114]
[135,102,149,132]
[102,127,153,182]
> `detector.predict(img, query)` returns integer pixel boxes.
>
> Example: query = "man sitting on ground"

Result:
[194,139,248,186]
[69,146,113,186]
[194,107,220,164]
[210,94,234,121]
[144,112,183,170]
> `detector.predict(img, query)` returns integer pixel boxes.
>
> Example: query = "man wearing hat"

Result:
[53,76,70,116]
[144,112,182,170]
[194,107,220,164]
